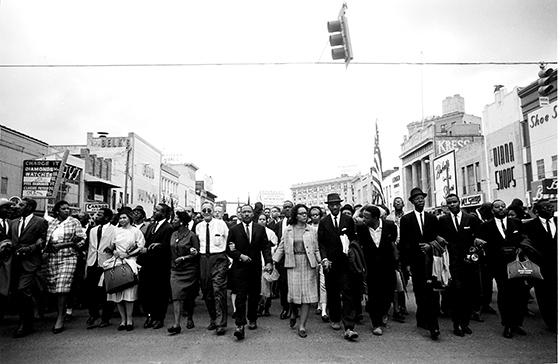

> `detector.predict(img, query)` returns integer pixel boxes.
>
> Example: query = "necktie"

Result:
[19,218,25,237]
[206,222,210,255]
[500,219,506,238]
[1,219,5,233]
[546,219,553,238]
[95,225,103,266]
[453,214,460,231]
[419,213,424,235]
[246,224,251,243]
[334,216,339,230]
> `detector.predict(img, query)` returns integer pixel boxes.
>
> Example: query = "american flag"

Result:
[371,121,385,205]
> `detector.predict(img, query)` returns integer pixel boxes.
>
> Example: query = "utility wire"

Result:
[0,61,556,68]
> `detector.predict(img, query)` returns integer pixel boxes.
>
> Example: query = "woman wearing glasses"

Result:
[273,204,322,338]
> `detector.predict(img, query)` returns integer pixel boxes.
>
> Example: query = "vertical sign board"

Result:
[21,160,62,198]
[433,150,457,207]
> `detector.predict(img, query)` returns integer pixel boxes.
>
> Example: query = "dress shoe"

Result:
[248,321,257,330]
[186,319,195,329]
[453,326,464,337]
[207,321,217,330]
[280,309,289,320]
[289,318,297,329]
[118,324,126,331]
[215,326,226,336]
[503,326,513,338]
[430,329,440,340]
[86,316,97,326]
[297,328,307,338]
[514,326,527,336]
[233,326,245,340]
[463,326,472,335]
[330,322,341,331]
[52,326,65,334]
[471,312,484,322]
[13,326,34,338]
[143,316,153,329]
[98,321,110,328]
[343,329,359,341]
[321,315,329,323]
[372,327,383,336]
[167,326,181,335]
[87,318,100,330]
[152,320,163,329]
[126,324,134,332]
[315,308,322,315]
[482,305,497,314]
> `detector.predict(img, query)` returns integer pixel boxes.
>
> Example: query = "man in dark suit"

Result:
[271,201,293,319]
[0,198,14,323]
[356,205,397,336]
[438,194,482,336]
[318,193,359,341]
[226,204,272,340]
[476,199,529,338]
[10,197,48,338]
[139,203,174,330]
[400,187,442,340]
[522,199,557,332]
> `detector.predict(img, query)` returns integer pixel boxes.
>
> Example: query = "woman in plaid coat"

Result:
[44,200,86,334]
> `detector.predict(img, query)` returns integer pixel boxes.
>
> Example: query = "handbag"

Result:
[506,255,544,280]
[104,259,138,293]
[263,266,280,282]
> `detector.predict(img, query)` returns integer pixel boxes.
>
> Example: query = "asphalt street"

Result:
[0,289,557,364]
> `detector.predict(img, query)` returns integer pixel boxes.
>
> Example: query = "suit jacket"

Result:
[227,222,272,292]
[476,217,527,280]
[10,215,48,272]
[318,213,356,265]
[399,210,439,268]
[0,218,10,241]
[356,220,397,281]
[140,220,174,270]
[273,224,321,269]
[437,211,481,276]
[522,217,557,280]
[86,223,117,268]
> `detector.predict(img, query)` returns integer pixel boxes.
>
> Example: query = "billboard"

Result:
[21,160,61,198]
[433,150,457,207]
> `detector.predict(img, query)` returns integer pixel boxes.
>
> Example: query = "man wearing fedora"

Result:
[318,193,360,341]
[399,187,442,340]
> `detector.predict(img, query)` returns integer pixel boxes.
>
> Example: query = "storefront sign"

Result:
[434,151,457,207]
[21,160,61,198]
[90,137,131,148]
[531,178,558,201]
[461,194,483,207]
[84,202,110,213]
[436,138,473,156]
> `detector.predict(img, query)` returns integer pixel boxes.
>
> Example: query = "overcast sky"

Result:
[0,0,556,203]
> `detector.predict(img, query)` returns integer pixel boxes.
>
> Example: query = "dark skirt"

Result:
[170,266,199,301]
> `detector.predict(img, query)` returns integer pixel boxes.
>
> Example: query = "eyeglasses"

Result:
[202,208,212,213]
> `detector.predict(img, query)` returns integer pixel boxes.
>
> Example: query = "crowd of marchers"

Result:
[0,188,556,342]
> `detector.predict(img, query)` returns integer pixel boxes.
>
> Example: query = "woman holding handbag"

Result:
[104,209,145,331]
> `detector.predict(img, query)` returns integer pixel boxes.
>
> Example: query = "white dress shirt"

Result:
[414,210,424,235]
[87,223,117,267]
[368,219,383,248]
[18,214,33,237]
[495,217,507,239]
[196,218,229,254]
[451,211,463,231]
[539,216,556,237]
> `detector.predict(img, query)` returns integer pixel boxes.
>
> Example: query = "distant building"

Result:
[382,167,403,208]
[167,162,198,209]
[161,164,180,207]
[291,174,354,208]
[0,124,49,199]
[256,190,285,208]
[400,95,487,211]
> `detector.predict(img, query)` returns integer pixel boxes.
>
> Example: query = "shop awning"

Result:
[83,174,121,188]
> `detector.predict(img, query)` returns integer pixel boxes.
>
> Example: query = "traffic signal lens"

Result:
[327,20,341,33]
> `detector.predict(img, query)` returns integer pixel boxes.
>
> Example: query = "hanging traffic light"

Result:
[538,65,556,97]
[327,4,353,66]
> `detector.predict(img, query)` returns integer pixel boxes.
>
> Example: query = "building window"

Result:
[552,155,558,177]
[461,167,466,195]
[112,190,117,210]
[467,164,475,194]
[537,159,545,179]
[475,162,481,192]
[0,177,7,195]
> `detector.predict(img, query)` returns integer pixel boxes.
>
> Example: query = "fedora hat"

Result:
[325,193,343,204]
[408,187,427,201]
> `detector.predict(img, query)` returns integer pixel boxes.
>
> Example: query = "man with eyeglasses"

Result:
[195,202,230,335]
[226,204,272,340]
